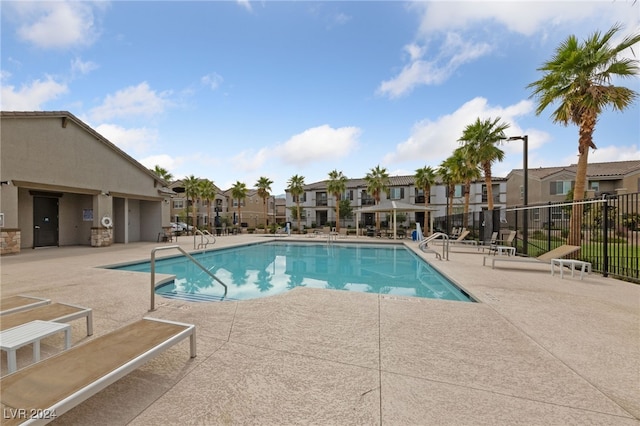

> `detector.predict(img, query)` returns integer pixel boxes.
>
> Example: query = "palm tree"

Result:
[414,166,436,234]
[452,146,481,228]
[437,157,457,220]
[151,165,173,182]
[458,117,509,211]
[364,165,390,231]
[198,179,216,232]
[528,24,640,246]
[183,175,200,231]
[326,169,347,232]
[287,174,305,233]
[255,176,273,227]
[231,181,248,228]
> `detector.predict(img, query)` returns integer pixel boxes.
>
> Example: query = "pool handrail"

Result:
[193,229,215,250]
[149,245,228,311]
[418,232,449,260]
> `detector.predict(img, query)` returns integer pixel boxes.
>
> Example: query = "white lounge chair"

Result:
[0,317,196,425]
[1,295,51,316]
[483,244,581,269]
[0,302,93,336]
[448,230,478,245]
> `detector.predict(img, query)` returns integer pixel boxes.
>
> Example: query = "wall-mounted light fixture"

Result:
[101,191,111,196]
[0,181,10,186]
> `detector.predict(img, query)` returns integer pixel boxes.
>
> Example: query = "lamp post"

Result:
[507,135,528,255]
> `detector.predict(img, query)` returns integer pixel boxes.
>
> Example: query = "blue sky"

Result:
[2,1,639,195]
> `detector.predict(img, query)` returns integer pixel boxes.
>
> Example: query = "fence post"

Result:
[602,198,609,278]
[547,202,552,252]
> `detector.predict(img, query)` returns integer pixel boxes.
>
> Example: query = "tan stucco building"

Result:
[1,111,172,254]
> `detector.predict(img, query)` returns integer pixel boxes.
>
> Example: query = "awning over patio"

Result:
[354,200,438,239]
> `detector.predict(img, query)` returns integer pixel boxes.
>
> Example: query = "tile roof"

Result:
[514,160,640,180]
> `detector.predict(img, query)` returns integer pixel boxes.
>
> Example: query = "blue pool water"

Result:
[112,242,473,303]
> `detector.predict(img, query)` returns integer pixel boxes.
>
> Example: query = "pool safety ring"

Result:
[101,216,113,228]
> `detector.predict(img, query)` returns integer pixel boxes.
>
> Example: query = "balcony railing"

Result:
[316,200,328,206]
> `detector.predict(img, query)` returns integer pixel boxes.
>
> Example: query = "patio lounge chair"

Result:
[448,230,477,245]
[0,302,93,336]
[0,296,50,316]
[0,317,196,425]
[483,244,581,269]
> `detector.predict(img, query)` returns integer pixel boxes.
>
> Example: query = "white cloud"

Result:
[0,76,68,110]
[89,82,172,122]
[94,123,158,156]
[237,0,252,12]
[379,1,639,98]
[138,154,178,172]
[12,1,100,49]
[383,97,540,164]
[276,125,361,165]
[377,35,492,98]
[201,73,224,91]
[71,58,98,75]
[588,144,640,163]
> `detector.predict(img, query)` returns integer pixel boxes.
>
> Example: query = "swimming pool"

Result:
[112,242,473,303]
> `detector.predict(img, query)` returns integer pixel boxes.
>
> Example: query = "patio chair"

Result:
[0,295,50,316]
[0,302,93,336]
[483,244,581,269]
[486,230,517,254]
[0,317,196,425]
[448,230,477,245]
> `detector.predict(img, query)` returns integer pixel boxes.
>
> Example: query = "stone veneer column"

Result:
[0,229,21,255]
[91,227,113,247]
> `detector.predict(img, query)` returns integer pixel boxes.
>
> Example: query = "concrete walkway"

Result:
[1,235,638,425]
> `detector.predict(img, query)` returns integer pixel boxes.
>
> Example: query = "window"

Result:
[454,185,463,198]
[173,200,184,209]
[590,181,600,192]
[550,180,574,195]
[389,188,404,200]
[341,190,353,201]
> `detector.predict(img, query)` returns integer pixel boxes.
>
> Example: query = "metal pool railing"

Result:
[149,245,228,311]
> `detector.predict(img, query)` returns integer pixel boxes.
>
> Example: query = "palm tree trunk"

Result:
[463,181,471,228]
[484,163,494,211]
[335,197,341,232]
[296,200,301,233]
[568,122,593,247]
[424,188,430,235]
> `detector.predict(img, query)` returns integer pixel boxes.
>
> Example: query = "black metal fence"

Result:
[433,192,639,283]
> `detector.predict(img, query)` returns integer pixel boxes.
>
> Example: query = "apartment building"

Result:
[506,160,640,205]
[285,175,508,230]
[169,181,281,230]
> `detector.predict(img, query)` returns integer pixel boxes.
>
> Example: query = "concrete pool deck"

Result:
[1,235,638,425]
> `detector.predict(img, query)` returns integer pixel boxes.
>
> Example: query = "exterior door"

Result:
[33,196,59,247]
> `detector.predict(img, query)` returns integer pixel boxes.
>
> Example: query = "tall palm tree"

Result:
[326,169,347,232]
[183,175,200,231]
[287,174,305,233]
[151,165,173,183]
[452,146,481,228]
[198,179,216,232]
[437,157,457,220]
[364,165,390,232]
[231,181,248,228]
[255,176,273,227]
[414,166,436,234]
[458,117,509,211]
[528,24,640,246]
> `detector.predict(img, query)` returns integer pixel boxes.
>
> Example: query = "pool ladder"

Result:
[193,229,216,250]
[418,232,449,260]
[149,245,228,311]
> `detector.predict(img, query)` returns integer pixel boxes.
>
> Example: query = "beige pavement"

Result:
[1,234,638,425]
